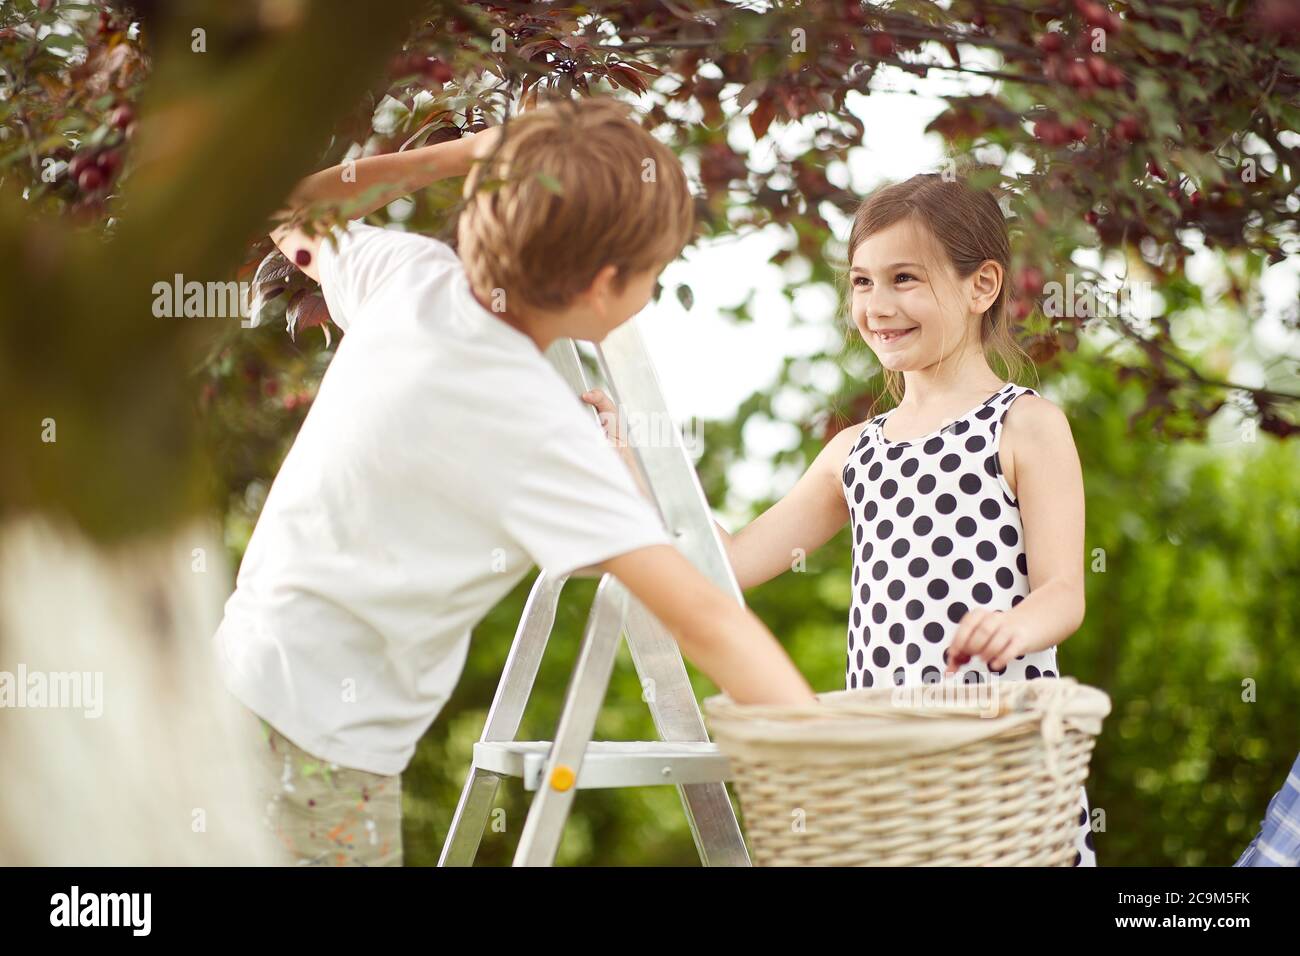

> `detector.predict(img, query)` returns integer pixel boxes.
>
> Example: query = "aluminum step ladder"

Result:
[438,316,751,867]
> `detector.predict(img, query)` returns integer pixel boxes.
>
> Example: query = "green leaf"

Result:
[535,171,563,195]
[1130,21,1189,55]
[41,33,80,55]
[1179,74,1209,105]
[1138,76,1180,141]
[676,284,694,311]
[1153,4,1202,40]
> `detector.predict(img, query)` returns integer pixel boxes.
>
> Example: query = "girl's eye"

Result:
[853,273,918,287]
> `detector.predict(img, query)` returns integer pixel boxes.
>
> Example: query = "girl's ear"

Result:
[970,259,1003,314]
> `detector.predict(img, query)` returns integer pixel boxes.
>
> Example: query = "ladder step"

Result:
[474,740,732,791]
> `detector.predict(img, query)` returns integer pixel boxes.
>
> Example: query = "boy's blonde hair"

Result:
[458,98,694,316]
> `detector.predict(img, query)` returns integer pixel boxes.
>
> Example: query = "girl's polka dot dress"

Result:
[841,382,1097,866]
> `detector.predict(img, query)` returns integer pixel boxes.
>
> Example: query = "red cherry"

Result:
[1034,119,1070,147]
[1065,61,1094,90]
[96,149,121,177]
[1190,191,1202,207]
[262,379,280,398]
[77,166,104,192]
[1069,118,1091,142]
[68,153,91,179]
[110,104,134,129]
[1086,57,1109,84]
[1147,160,1166,180]
[1084,210,1099,225]
[1018,267,1045,296]
[1037,33,1063,54]
[1255,0,1299,31]
[869,32,896,58]
[295,249,312,267]
[1115,116,1144,142]
[427,59,454,83]
[1076,0,1111,29]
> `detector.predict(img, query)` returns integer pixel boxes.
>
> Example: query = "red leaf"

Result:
[623,59,664,76]
[749,95,776,139]
[287,290,335,348]
[607,64,647,94]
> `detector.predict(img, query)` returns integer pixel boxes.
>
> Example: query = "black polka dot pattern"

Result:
[841,382,1096,866]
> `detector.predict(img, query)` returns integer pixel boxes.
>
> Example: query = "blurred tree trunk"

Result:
[0,0,424,864]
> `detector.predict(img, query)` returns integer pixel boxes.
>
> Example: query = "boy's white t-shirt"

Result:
[213,221,672,776]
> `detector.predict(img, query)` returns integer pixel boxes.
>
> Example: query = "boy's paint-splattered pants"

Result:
[240,706,403,866]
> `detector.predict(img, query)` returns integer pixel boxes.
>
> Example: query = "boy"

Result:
[213,97,814,866]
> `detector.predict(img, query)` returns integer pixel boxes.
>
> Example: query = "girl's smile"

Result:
[872,326,919,347]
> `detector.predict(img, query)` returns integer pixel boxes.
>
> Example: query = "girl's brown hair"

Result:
[845,172,1035,412]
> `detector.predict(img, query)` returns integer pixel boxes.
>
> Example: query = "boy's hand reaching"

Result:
[580,388,621,445]
[580,388,627,448]
[580,387,657,507]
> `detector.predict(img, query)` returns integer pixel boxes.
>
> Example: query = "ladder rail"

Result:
[595,320,744,602]
[438,571,567,866]
[513,575,628,866]
[621,596,750,865]
[596,321,752,865]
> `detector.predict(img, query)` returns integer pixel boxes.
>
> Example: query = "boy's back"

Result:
[215,221,672,776]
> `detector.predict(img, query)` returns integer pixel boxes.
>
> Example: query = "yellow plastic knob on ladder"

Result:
[549,765,576,791]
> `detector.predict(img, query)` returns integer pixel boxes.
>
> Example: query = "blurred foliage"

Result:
[3,0,1299,539]
[3,1,1298,864]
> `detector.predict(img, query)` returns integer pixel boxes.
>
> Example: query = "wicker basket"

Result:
[704,676,1110,866]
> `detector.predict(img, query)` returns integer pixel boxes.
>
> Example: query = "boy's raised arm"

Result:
[270,127,499,281]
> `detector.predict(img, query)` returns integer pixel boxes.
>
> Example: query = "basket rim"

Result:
[703,677,1111,749]
[707,675,1106,716]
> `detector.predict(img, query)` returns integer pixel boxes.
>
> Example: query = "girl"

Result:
[584,172,1096,866]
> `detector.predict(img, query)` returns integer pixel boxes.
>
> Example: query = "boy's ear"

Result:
[586,263,620,301]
